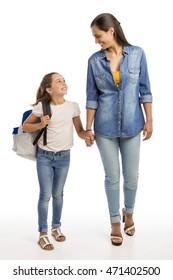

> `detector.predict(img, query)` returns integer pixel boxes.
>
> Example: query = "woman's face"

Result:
[91,25,115,49]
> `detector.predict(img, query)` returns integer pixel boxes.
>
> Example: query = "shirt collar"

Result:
[123,46,130,54]
[100,46,130,59]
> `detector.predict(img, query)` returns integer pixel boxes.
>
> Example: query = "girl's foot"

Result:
[51,228,66,242]
[38,233,54,250]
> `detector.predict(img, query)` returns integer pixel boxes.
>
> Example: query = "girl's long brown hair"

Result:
[32,72,58,105]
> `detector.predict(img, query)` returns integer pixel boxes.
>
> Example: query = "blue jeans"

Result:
[96,134,141,223]
[36,147,70,232]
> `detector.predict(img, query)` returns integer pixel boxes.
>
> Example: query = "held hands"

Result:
[143,121,153,140]
[85,130,95,147]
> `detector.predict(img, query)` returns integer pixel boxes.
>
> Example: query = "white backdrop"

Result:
[0,0,173,276]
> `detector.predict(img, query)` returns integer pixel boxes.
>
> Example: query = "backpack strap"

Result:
[33,101,51,146]
[42,101,52,118]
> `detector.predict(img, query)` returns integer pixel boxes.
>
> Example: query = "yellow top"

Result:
[112,71,120,86]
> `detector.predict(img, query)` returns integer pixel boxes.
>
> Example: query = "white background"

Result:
[0,0,173,277]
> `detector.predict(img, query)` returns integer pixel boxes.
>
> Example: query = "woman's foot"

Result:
[122,208,135,236]
[111,222,123,246]
[51,228,66,242]
[38,232,54,250]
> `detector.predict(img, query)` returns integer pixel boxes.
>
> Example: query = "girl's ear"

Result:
[46,87,52,94]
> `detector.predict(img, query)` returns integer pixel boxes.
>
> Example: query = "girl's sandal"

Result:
[38,235,54,250]
[51,228,66,242]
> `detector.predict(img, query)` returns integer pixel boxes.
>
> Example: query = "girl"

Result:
[23,72,90,250]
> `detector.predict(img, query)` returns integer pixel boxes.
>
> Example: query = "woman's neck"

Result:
[107,44,123,56]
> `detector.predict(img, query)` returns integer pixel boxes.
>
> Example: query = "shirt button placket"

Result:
[118,89,122,135]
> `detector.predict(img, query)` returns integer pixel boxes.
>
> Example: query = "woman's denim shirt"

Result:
[86,46,152,138]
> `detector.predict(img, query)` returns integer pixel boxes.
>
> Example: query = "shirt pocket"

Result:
[128,54,140,84]
[95,74,108,90]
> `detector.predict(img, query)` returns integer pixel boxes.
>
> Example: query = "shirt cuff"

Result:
[140,95,153,103]
[86,100,98,109]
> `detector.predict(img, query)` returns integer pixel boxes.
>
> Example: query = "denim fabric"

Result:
[36,146,70,232]
[96,134,141,223]
[86,46,152,138]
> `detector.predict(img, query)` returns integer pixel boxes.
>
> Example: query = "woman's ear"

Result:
[109,27,114,35]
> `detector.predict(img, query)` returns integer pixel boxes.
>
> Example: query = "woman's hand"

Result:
[143,121,153,140]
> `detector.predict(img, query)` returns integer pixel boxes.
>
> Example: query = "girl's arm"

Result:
[73,116,86,140]
[22,113,50,132]
[142,102,153,140]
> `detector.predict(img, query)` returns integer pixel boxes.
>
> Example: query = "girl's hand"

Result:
[41,115,50,128]
[85,131,95,147]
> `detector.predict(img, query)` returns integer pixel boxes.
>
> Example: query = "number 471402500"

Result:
[105,266,160,276]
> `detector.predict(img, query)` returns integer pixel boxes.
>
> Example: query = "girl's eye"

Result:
[56,79,65,84]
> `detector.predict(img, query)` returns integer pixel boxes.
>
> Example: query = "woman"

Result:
[85,13,153,246]
[23,72,90,250]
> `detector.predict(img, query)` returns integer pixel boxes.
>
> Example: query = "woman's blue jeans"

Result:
[36,147,70,232]
[96,134,141,223]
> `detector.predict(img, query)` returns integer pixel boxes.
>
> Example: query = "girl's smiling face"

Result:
[46,73,68,97]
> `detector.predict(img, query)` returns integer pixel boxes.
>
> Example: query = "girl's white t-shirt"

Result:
[32,100,80,152]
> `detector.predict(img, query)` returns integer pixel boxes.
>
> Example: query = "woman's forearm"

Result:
[143,102,153,123]
[86,108,96,130]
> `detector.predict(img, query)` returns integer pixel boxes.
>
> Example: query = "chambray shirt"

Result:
[86,46,152,138]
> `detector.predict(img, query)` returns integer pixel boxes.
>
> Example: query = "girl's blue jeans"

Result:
[36,146,70,232]
[96,133,141,223]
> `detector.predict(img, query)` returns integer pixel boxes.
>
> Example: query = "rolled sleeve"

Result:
[86,100,98,109]
[140,94,153,103]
